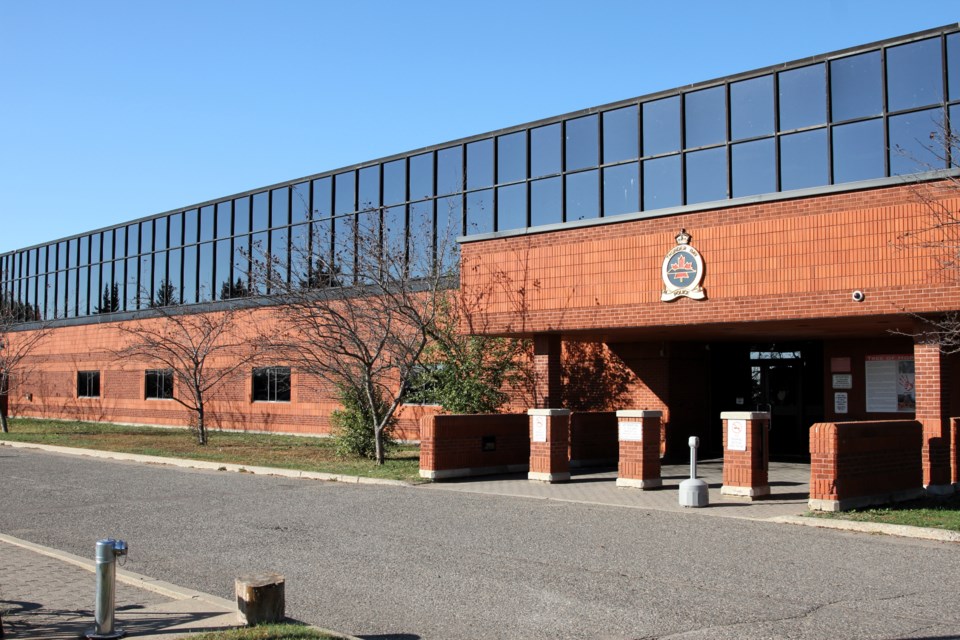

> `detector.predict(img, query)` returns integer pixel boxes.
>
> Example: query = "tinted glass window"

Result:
[125,256,137,309]
[214,202,231,238]
[832,118,885,183]
[359,166,380,211]
[437,146,463,195]
[408,201,434,277]
[436,196,462,265]
[685,86,726,148]
[886,38,943,112]
[530,177,562,227]
[216,239,232,298]
[154,217,167,251]
[531,124,561,177]
[603,105,638,163]
[953,105,960,166]
[409,152,434,200]
[643,155,681,211]
[145,369,173,400]
[77,371,101,398]
[169,213,183,247]
[497,183,527,231]
[384,205,406,255]
[334,172,355,215]
[199,206,214,242]
[467,139,494,189]
[565,170,599,221]
[383,160,406,205]
[889,107,946,175]
[780,129,828,191]
[466,189,493,234]
[253,367,291,402]
[497,132,526,184]
[643,96,680,156]
[312,177,332,218]
[949,34,960,101]
[565,115,598,171]
[778,63,826,131]
[271,188,289,227]
[685,147,727,204]
[198,243,214,301]
[603,163,639,216]
[138,223,152,255]
[831,51,882,121]
[182,245,197,303]
[732,138,775,197]
[291,182,310,224]
[731,75,774,141]
[114,228,126,259]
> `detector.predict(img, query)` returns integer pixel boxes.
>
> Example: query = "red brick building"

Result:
[2,25,959,497]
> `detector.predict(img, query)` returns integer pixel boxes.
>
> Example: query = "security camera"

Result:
[851,290,865,302]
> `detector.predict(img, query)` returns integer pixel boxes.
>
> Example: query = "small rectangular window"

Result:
[145,369,173,400]
[77,371,100,398]
[252,366,291,402]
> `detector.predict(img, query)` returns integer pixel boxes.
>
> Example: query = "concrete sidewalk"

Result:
[0,533,238,639]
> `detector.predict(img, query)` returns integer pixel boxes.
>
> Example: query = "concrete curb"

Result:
[0,440,412,487]
[769,514,960,543]
[0,532,363,640]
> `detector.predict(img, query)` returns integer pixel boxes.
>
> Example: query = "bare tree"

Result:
[894,116,960,352]
[0,295,47,433]
[116,299,265,445]
[254,207,458,464]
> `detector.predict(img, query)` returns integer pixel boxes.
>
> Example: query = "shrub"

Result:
[330,384,397,459]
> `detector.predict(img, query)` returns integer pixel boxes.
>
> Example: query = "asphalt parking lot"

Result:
[2,446,959,639]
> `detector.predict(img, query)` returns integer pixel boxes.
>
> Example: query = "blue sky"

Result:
[1,1,957,254]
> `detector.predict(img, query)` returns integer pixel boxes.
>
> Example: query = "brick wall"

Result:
[5,310,429,440]
[808,420,923,511]
[952,417,959,486]
[461,183,960,336]
[419,413,529,479]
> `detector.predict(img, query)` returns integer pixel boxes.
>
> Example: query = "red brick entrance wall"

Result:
[808,420,924,511]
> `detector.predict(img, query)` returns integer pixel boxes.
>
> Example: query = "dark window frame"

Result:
[252,366,292,403]
[145,368,174,400]
[77,370,101,398]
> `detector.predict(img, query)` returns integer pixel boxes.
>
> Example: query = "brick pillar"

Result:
[720,411,770,500]
[533,334,562,409]
[808,422,839,510]
[914,337,953,493]
[615,410,662,489]
[528,409,570,483]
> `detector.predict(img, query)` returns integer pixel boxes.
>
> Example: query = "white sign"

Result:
[834,392,849,414]
[618,421,643,442]
[832,374,852,390]
[532,415,547,442]
[727,419,747,451]
[865,356,915,413]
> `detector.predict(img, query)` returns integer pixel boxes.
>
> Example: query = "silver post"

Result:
[690,436,698,480]
[86,538,128,639]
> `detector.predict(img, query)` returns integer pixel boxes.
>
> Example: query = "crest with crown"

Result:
[661,228,706,302]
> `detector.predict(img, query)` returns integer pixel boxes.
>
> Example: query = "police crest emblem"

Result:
[661,229,705,302]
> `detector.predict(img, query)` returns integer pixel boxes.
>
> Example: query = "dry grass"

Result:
[0,418,423,482]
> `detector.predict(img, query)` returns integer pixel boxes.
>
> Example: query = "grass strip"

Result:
[0,418,423,483]
[190,623,339,640]
[808,493,960,532]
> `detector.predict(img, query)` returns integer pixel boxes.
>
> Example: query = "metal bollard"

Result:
[86,538,128,639]
[679,436,709,507]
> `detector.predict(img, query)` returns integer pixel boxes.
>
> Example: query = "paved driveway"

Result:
[2,446,958,639]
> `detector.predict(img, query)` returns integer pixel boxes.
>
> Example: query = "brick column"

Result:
[914,337,953,494]
[533,334,562,409]
[528,409,570,483]
[720,411,770,500]
[615,410,662,489]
